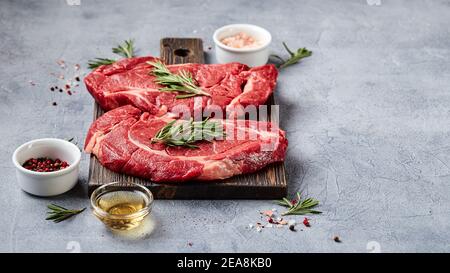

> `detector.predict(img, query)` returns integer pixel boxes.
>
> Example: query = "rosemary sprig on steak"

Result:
[148,61,211,99]
[88,58,116,69]
[46,204,86,223]
[151,118,225,149]
[271,42,312,69]
[275,192,322,216]
[88,39,136,69]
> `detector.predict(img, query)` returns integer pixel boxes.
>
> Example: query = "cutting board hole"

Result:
[174,48,191,57]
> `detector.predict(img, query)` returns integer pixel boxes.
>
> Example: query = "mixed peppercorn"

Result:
[46,60,81,107]
[22,157,69,172]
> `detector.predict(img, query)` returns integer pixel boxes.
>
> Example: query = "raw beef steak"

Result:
[84,105,287,182]
[84,56,278,116]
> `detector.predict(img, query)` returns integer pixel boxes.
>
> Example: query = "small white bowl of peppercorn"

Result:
[12,138,81,197]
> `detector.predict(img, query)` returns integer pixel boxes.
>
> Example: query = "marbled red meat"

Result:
[84,56,278,117]
[84,105,288,182]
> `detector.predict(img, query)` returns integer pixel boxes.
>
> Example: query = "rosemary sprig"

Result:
[46,204,86,223]
[148,61,211,99]
[88,39,136,69]
[271,42,312,69]
[112,39,135,58]
[151,118,225,149]
[275,192,322,216]
[88,58,116,69]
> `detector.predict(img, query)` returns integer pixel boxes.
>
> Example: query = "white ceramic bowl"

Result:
[12,138,81,196]
[213,24,272,67]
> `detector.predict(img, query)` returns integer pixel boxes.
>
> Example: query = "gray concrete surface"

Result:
[1,0,449,253]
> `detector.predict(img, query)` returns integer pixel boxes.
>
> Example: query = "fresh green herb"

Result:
[112,39,135,58]
[275,192,322,216]
[87,58,116,69]
[151,118,225,149]
[46,204,85,223]
[271,42,312,69]
[148,61,211,99]
[88,39,136,69]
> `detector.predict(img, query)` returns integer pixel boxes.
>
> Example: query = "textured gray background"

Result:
[1,0,449,253]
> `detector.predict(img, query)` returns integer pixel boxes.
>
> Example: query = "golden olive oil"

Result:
[94,190,150,230]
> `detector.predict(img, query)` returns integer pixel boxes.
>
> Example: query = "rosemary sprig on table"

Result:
[148,61,211,99]
[112,39,135,58]
[46,204,86,223]
[275,192,322,216]
[88,39,136,69]
[271,42,312,69]
[151,118,225,149]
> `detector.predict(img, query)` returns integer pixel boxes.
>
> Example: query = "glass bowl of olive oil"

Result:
[90,182,153,230]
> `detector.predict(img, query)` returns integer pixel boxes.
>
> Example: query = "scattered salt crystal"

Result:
[276,224,284,228]
[262,210,274,217]
[57,59,66,68]
[256,226,262,232]
[74,64,80,71]
[28,80,36,86]
[58,74,65,80]
[288,220,296,226]
[266,223,273,228]
[248,224,254,229]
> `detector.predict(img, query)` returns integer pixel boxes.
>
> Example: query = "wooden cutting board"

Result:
[87,38,287,199]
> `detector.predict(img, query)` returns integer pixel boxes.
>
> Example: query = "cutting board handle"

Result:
[160,38,204,64]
